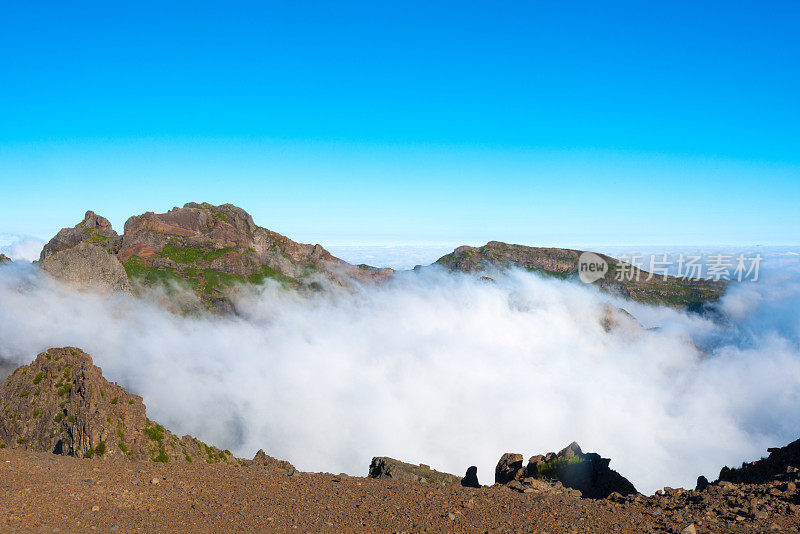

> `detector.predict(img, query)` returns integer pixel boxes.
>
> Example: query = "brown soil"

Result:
[2,449,798,534]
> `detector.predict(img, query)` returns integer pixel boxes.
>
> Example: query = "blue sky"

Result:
[1,1,798,246]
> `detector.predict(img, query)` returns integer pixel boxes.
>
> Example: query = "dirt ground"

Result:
[1,449,797,533]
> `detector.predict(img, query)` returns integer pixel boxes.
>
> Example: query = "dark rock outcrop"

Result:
[495,452,525,484]
[718,438,800,485]
[495,442,636,499]
[0,347,266,466]
[435,241,727,310]
[461,465,480,488]
[368,457,461,485]
[0,253,11,264]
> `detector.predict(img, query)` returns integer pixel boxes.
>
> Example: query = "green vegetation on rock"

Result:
[160,244,235,264]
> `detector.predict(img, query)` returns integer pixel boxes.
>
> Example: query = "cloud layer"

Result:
[0,254,798,495]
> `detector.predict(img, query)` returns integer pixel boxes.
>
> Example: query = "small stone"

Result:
[447,512,456,520]
[91,506,99,512]
[150,478,160,485]
[680,524,696,534]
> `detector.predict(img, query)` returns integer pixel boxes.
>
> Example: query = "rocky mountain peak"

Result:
[0,347,236,464]
[37,202,393,311]
[40,210,121,262]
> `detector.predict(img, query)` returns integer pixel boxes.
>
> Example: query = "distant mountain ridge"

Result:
[435,241,728,310]
[35,204,726,312]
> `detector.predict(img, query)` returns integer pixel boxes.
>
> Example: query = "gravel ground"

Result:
[1,449,797,533]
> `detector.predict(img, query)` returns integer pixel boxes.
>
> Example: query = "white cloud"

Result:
[0,234,45,262]
[0,255,798,495]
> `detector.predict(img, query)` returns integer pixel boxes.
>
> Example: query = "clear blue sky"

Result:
[1,1,798,246]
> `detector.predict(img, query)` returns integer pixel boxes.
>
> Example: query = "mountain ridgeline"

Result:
[434,241,728,310]
[34,203,728,312]
[38,203,392,312]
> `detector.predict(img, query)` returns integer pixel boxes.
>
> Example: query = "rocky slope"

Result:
[0,347,291,470]
[39,204,392,311]
[436,241,728,310]
[607,440,799,530]
[0,253,11,264]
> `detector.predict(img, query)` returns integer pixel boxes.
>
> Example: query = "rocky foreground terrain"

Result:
[1,347,798,532]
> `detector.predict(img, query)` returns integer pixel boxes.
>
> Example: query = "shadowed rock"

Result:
[495,452,524,484]
[718,437,800,485]
[461,465,480,488]
[495,442,636,499]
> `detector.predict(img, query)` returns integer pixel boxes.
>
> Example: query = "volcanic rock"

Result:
[368,457,461,485]
[0,253,11,264]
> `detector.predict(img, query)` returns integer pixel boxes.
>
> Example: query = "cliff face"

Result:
[436,241,728,310]
[38,203,392,310]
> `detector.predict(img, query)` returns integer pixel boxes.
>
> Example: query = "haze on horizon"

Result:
[1,1,798,247]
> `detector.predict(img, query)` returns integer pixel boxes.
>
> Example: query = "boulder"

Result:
[461,465,480,488]
[495,452,524,484]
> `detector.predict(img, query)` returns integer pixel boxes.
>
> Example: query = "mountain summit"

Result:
[39,203,392,311]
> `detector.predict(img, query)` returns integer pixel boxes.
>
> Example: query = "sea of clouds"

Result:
[0,247,798,495]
